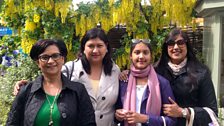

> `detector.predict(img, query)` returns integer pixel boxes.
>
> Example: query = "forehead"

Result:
[85,38,106,45]
[40,45,60,55]
[132,42,150,51]
[174,34,184,41]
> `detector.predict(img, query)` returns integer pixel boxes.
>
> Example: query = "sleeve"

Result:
[192,69,218,125]
[144,78,176,126]
[6,84,31,126]
[114,81,124,124]
[78,84,96,126]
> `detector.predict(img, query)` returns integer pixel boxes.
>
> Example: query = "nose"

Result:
[47,57,55,63]
[173,43,179,49]
[139,53,144,58]
[93,47,98,52]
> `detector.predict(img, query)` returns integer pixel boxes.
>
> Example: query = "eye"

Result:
[97,44,103,48]
[133,50,140,55]
[176,40,185,45]
[88,44,95,49]
[40,55,49,61]
[143,50,150,55]
[51,53,61,59]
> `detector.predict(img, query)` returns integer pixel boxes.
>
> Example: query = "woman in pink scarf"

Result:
[115,39,176,126]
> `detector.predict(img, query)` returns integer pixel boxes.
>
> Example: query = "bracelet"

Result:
[145,115,150,125]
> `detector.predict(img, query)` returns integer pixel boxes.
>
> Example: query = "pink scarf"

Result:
[123,64,161,126]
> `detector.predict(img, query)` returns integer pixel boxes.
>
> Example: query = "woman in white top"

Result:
[14,28,120,126]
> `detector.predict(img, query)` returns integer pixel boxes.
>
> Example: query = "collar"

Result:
[30,74,77,93]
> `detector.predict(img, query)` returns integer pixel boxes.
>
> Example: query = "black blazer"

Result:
[6,74,96,126]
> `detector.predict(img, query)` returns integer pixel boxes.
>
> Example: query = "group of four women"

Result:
[7,28,218,126]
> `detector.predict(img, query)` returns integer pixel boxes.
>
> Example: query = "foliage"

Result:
[0,0,76,60]
[0,35,21,56]
[0,55,40,125]
[114,29,170,70]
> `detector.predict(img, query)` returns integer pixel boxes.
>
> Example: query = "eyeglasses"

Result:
[166,40,186,47]
[131,39,151,44]
[38,53,62,62]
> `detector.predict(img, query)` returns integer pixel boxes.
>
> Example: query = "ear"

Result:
[35,60,41,68]
[130,54,133,60]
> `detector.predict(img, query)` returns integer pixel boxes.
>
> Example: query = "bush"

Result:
[0,55,40,125]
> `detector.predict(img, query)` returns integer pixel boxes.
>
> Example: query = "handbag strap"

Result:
[203,107,220,126]
[161,116,166,126]
[186,107,195,126]
[64,61,74,80]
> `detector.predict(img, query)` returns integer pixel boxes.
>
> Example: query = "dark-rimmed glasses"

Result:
[38,53,62,62]
[166,40,186,47]
[131,39,151,44]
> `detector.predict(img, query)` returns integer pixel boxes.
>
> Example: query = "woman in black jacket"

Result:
[6,39,96,126]
[155,28,218,126]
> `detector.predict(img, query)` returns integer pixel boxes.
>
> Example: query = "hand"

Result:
[125,111,148,124]
[119,70,129,82]
[115,109,128,121]
[163,97,183,117]
[13,80,28,95]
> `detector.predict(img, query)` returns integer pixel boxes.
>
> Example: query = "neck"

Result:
[137,77,148,85]
[43,74,62,95]
[89,63,103,80]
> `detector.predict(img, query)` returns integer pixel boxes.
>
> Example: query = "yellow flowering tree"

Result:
[0,0,196,65]
[0,0,76,60]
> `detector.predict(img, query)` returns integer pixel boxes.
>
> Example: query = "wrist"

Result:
[144,115,150,125]
[181,108,188,118]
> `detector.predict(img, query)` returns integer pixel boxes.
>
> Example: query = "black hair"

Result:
[156,28,198,68]
[30,39,68,61]
[155,28,209,89]
[79,28,113,75]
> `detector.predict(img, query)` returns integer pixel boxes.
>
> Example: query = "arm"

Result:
[114,81,125,124]
[7,84,31,126]
[78,84,96,126]
[148,79,176,126]
[13,80,28,95]
[192,69,218,125]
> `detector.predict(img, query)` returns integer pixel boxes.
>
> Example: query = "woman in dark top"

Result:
[155,28,218,126]
[6,39,96,126]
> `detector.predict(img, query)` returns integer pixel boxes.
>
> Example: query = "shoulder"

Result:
[63,59,81,69]
[157,74,170,86]
[112,63,121,73]
[62,75,86,92]
[187,62,211,78]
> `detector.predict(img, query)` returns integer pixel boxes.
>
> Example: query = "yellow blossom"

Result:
[25,20,36,32]
[33,14,40,23]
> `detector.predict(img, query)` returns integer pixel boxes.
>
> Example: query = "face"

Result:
[36,45,64,76]
[130,42,151,70]
[84,38,107,64]
[167,35,187,64]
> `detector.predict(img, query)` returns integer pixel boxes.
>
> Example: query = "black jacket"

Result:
[155,62,218,126]
[6,74,96,126]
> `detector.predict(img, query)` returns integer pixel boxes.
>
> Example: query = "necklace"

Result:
[46,89,60,126]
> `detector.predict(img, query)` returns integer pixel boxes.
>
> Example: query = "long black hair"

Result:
[79,28,113,75]
[155,28,209,88]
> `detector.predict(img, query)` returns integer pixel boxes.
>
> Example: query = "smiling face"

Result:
[167,34,187,64]
[36,45,64,76]
[130,42,151,70]
[84,37,107,64]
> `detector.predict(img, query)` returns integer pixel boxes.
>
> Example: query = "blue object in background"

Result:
[0,27,12,36]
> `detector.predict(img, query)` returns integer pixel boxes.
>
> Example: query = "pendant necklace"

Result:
[46,88,60,126]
